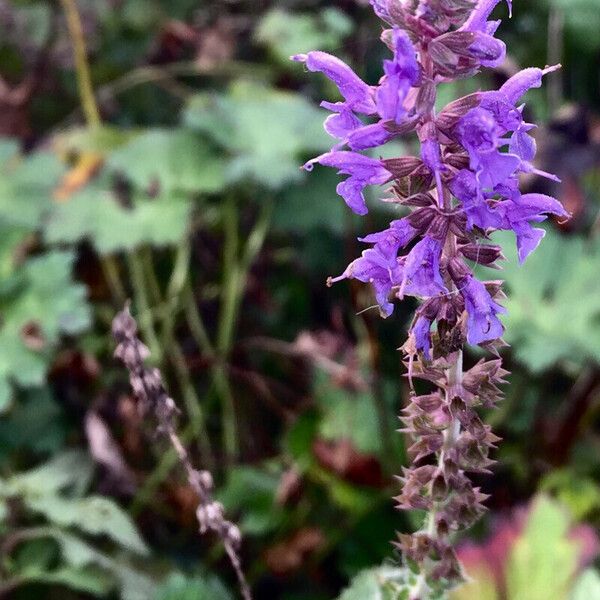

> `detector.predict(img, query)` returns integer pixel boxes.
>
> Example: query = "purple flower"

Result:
[359,218,418,260]
[303,151,393,215]
[399,236,447,298]
[322,104,363,140]
[346,121,395,151]
[499,193,569,262]
[457,106,520,189]
[376,29,420,123]
[499,66,560,105]
[412,315,433,359]
[291,52,376,114]
[460,275,505,345]
[462,0,512,34]
[330,247,402,317]
[450,169,504,230]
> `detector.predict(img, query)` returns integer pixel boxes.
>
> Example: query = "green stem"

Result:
[59,0,100,127]
[183,282,214,356]
[100,254,126,305]
[126,251,162,362]
[217,195,241,356]
[140,246,214,468]
[216,196,274,462]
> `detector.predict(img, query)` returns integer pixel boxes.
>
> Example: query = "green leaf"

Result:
[316,372,382,454]
[13,527,155,599]
[540,469,600,520]
[25,495,149,555]
[107,128,226,194]
[571,569,600,600]
[451,564,499,600]
[0,249,91,409]
[0,149,63,230]
[45,184,192,254]
[155,572,233,600]
[218,465,284,535]
[489,230,600,372]
[3,450,93,497]
[273,169,347,234]
[56,125,135,155]
[184,81,331,188]
[506,495,580,600]
[51,528,155,598]
[18,565,113,597]
[255,8,353,64]
[0,388,68,455]
[337,566,410,600]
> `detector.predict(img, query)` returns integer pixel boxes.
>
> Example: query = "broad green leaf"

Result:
[107,128,226,193]
[155,572,233,600]
[50,528,155,597]
[315,371,382,454]
[17,565,112,597]
[25,495,149,555]
[451,565,499,600]
[3,450,93,497]
[0,249,91,409]
[56,125,134,155]
[506,495,580,600]
[540,469,600,520]
[13,527,155,599]
[337,565,410,600]
[0,149,63,229]
[184,81,331,188]
[488,230,600,372]
[45,184,191,254]
[571,569,600,600]
[274,169,347,234]
[218,465,284,535]
[0,387,68,454]
[256,8,353,64]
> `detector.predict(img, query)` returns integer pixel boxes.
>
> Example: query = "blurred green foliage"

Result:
[0,0,599,599]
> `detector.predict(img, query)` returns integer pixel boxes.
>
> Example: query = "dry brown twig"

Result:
[112,303,252,600]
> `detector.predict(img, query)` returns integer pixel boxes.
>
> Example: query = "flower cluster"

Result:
[294,0,566,597]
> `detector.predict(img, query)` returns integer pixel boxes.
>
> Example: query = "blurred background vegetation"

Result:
[0,0,600,598]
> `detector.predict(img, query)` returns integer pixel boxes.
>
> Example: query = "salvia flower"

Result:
[294,0,566,597]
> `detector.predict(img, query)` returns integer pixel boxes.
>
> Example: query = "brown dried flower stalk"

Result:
[112,304,252,600]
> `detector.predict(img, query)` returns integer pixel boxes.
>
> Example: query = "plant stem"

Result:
[126,252,162,362]
[60,0,132,313]
[216,196,274,462]
[140,246,215,468]
[101,254,126,305]
[59,0,100,127]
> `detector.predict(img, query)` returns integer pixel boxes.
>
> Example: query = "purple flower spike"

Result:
[294,1,567,592]
[304,151,393,215]
[461,275,505,345]
[399,236,447,298]
[291,52,376,114]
